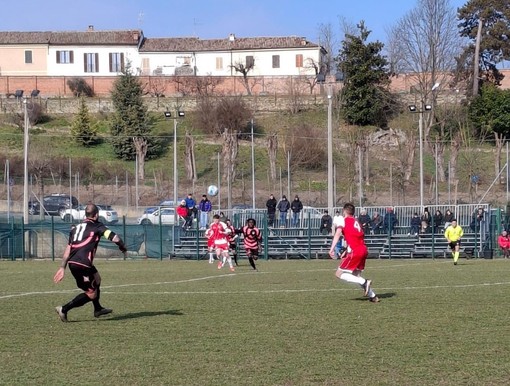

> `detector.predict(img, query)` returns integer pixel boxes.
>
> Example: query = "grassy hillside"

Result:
[0,109,506,207]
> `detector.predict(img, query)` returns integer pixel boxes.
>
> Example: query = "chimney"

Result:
[87,25,94,31]
[229,33,235,42]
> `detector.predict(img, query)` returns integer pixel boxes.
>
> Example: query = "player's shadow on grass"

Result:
[103,309,184,321]
[354,292,396,301]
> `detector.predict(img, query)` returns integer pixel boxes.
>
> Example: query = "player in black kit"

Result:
[53,203,127,322]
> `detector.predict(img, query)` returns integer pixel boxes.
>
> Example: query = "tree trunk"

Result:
[434,139,446,183]
[184,130,197,182]
[132,137,148,181]
[267,133,278,182]
[221,128,239,205]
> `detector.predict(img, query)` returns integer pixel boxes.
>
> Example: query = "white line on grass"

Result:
[0,261,504,300]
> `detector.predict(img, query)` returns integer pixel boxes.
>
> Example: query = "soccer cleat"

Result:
[369,296,380,303]
[217,261,223,269]
[229,267,235,272]
[94,308,113,318]
[363,279,372,297]
[55,306,68,322]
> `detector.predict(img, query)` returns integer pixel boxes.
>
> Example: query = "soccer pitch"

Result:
[2,258,510,385]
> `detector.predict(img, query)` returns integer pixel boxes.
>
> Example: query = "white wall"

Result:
[47,46,140,76]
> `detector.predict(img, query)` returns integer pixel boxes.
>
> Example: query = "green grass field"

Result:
[2,258,510,385]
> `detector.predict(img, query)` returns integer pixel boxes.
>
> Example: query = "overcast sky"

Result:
[0,0,468,44]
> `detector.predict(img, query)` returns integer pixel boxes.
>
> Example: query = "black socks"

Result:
[92,287,102,312]
[62,292,91,313]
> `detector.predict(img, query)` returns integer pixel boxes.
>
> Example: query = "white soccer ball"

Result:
[207,185,219,197]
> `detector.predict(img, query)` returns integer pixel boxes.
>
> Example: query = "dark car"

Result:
[28,194,78,216]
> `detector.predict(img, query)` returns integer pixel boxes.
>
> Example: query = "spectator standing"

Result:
[444,209,455,230]
[332,210,344,255]
[320,210,333,235]
[266,194,277,227]
[185,193,197,221]
[433,210,443,233]
[198,194,212,229]
[371,212,383,234]
[277,195,290,227]
[498,230,510,258]
[383,207,398,234]
[409,213,421,236]
[471,208,487,240]
[290,195,303,227]
[357,209,371,234]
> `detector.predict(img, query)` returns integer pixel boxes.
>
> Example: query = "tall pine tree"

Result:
[336,22,396,128]
[71,97,98,146]
[109,63,162,161]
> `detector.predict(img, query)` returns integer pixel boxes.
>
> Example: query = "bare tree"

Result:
[317,22,337,76]
[285,77,308,114]
[388,0,463,182]
[230,60,255,95]
[173,76,223,96]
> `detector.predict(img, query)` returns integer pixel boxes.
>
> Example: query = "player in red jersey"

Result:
[329,203,379,303]
[208,214,235,272]
[238,218,262,271]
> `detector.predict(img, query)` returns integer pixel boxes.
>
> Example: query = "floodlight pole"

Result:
[173,118,178,207]
[418,110,424,209]
[327,89,334,212]
[250,119,255,209]
[23,97,29,224]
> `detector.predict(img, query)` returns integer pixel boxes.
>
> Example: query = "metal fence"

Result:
[0,203,505,261]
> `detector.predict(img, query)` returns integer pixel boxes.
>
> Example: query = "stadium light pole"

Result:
[164,110,185,206]
[23,97,29,224]
[327,88,334,212]
[250,119,255,209]
[408,103,432,209]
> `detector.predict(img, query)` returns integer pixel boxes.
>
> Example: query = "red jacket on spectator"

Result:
[498,234,510,249]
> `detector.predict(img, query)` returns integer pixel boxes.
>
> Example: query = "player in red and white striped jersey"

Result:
[238,218,262,271]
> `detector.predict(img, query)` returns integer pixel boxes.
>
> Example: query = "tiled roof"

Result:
[140,36,319,52]
[0,30,142,45]
[0,32,52,44]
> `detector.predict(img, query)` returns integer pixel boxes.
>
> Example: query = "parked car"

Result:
[61,204,119,224]
[138,207,176,225]
[143,199,184,215]
[28,194,78,216]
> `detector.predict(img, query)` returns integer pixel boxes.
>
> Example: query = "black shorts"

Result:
[246,248,259,259]
[449,240,461,250]
[69,264,99,292]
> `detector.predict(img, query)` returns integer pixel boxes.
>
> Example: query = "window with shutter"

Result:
[295,54,303,68]
[272,55,280,68]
